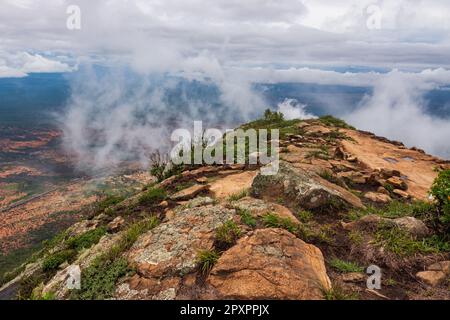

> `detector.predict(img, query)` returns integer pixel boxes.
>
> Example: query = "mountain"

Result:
[0,115,449,300]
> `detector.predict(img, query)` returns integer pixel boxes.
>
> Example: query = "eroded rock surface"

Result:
[204,228,331,300]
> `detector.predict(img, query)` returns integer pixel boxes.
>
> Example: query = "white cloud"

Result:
[0,51,75,78]
[277,98,316,120]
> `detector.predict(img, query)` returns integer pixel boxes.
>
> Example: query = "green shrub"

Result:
[329,258,364,273]
[215,221,241,246]
[197,250,220,275]
[72,257,129,300]
[42,249,77,272]
[430,169,450,230]
[67,227,107,251]
[138,187,167,206]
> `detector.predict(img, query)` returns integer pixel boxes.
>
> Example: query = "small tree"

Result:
[430,169,450,234]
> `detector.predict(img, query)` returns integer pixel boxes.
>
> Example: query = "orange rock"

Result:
[206,228,331,300]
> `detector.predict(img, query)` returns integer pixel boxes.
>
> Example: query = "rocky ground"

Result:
[1,116,449,300]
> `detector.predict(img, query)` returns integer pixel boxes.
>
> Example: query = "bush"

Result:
[215,221,241,246]
[42,249,77,272]
[67,227,107,251]
[138,187,167,206]
[430,169,450,230]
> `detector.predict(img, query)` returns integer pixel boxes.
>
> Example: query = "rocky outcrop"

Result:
[231,197,300,224]
[120,205,236,299]
[204,228,331,300]
[252,161,365,210]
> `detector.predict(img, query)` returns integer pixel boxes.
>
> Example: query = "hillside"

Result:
[1,115,449,300]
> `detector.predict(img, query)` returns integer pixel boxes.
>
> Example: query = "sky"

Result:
[1,0,449,164]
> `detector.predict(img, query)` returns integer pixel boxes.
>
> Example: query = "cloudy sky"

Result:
[1,0,450,163]
[1,0,450,75]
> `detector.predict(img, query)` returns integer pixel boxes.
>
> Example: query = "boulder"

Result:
[364,192,391,204]
[107,216,125,233]
[416,260,450,287]
[125,205,235,298]
[393,189,410,199]
[252,161,365,210]
[387,177,408,191]
[342,215,384,232]
[416,271,446,287]
[205,228,331,299]
[392,217,429,239]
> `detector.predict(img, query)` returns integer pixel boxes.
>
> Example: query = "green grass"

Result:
[262,213,298,234]
[348,230,364,245]
[138,187,167,206]
[95,195,126,213]
[375,224,450,256]
[66,227,107,251]
[319,115,355,130]
[227,189,249,202]
[70,217,159,300]
[348,200,435,221]
[197,250,220,275]
[237,209,257,228]
[329,258,364,273]
[215,220,241,246]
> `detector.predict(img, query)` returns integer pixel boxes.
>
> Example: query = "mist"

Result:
[344,70,450,159]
